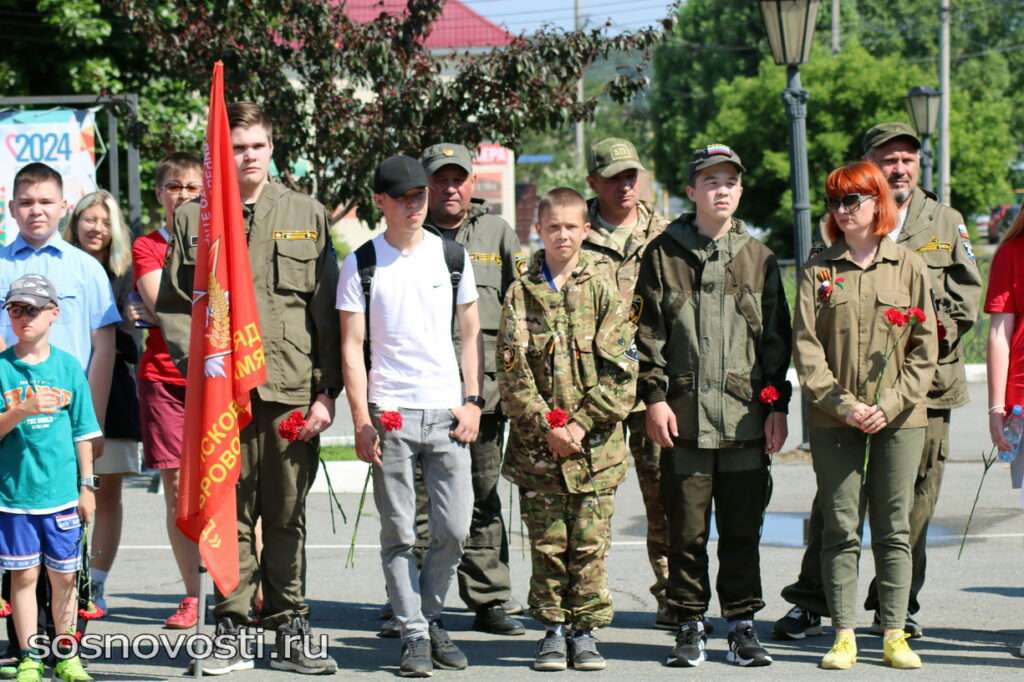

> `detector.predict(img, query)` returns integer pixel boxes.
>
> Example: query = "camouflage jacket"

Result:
[498,250,638,493]
[635,215,793,449]
[583,198,669,305]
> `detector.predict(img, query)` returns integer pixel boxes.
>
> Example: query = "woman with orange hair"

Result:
[793,161,938,670]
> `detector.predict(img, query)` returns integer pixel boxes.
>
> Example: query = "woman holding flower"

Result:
[793,161,937,670]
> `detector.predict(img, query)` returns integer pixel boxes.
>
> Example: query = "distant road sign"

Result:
[517,154,554,165]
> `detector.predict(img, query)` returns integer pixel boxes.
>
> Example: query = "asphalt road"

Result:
[30,381,1024,680]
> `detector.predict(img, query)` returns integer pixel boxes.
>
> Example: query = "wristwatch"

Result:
[79,475,99,490]
[464,395,485,409]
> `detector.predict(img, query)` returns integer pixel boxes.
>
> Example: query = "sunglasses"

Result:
[826,193,876,213]
[6,304,55,319]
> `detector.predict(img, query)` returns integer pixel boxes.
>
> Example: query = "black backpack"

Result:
[355,237,465,369]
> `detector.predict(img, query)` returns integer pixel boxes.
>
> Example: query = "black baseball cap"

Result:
[374,155,428,198]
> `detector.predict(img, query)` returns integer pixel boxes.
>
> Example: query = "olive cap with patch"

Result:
[588,137,645,178]
[862,122,921,154]
[421,143,473,175]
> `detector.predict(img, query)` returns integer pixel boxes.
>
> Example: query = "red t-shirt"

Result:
[985,237,1024,409]
[132,229,186,386]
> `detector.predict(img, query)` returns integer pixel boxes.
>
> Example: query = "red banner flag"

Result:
[177,61,267,596]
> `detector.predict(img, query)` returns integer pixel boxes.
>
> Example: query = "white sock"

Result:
[91,569,108,584]
[546,624,564,636]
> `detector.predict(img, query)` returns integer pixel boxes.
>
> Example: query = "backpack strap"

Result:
[441,237,465,327]
[355,241,376,369]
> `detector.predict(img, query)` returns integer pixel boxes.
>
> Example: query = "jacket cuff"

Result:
[572,410,595,433]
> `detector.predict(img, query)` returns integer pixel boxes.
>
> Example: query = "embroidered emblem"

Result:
[272,230,317,240]
[629,295,643,325]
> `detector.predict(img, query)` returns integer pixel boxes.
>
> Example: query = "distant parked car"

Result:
[990,204,1021,244]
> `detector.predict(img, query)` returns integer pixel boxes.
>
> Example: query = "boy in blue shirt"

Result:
[0,274,100,682]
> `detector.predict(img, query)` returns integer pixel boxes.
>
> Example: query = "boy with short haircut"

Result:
[498,187,637,672]
[0,274,100,682]
[635,145,792,668]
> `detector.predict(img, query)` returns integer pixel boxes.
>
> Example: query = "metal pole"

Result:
[106,110,120,204]
[938,0,951,204]
[574,0,585,171]
[782,64,812,447]
[192,563,207,677]
[921,135,934,194]
[831,0,840,54]
[126,93,143,232]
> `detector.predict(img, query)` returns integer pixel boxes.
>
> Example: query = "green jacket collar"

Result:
[900,186,938,242]
[664,214,751,260]
[585,198,656,256]
[822,233,901,265]
[522,249,600,294]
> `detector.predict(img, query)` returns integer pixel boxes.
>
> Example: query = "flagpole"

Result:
[192,562,207,678]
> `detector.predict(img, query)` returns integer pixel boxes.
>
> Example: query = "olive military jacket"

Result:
[635,216,793,449]
[794,237,938,430]
[498,250,638,494]
[895,186,982,409]
[156,181,342,406]
[425,198,522,414]
[584,198,669,305]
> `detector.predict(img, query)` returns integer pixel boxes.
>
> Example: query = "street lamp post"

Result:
[760,0,820,448]
[906,86,941,194]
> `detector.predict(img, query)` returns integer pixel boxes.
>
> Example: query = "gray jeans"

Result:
[371,406,473,640]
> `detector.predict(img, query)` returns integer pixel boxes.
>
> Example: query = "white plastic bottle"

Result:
[998,404,1024,463]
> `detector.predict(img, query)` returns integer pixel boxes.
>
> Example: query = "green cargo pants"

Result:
[660,446,769,621]
[810,426,924,631]
[627,411,669,607]
[782,410,949,618]
[213,396,318,629]
[412,413,511,611]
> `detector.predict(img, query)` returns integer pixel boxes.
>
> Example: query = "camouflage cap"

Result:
[862,122,921,154]
[4,273,58,308]
[588,137,645,178]
[688,143,745,182]
[421,143,473,175]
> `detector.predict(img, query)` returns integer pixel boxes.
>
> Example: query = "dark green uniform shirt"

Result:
[635,216,793,448]
[156,181,341,406]
[425,198,521,413]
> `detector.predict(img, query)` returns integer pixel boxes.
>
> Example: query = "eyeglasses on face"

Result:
[6,304,55,319]
[826,193,876,214]
[163,183,203,195]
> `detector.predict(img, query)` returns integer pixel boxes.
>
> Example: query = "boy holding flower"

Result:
[497,187,637,672]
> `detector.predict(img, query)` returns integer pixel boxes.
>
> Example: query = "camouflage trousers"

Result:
[627,411,668,606]
[519,487,617,631]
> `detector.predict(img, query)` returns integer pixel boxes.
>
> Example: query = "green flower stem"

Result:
[346,467,373,569]
[958,446,998,560]
[319,456,348,533]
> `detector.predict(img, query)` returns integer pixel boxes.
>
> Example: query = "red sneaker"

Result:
[165,597,199,629]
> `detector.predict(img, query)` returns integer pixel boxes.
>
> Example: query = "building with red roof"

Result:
[343,0,514,52]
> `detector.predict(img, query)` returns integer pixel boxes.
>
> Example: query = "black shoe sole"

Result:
[665,651,705,668]
[727,651,773,667]
[473,622,526,636]
[270,659,339,675]
[431,656,467,671]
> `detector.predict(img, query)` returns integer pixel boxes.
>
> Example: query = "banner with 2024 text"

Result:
[0,109,98,245]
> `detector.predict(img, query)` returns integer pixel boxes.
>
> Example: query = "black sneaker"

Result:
[379,616,401,639]
[665,621,706,668]
[568,631,605,671]
[772,606,822,640]
[727,624,772,667]
[534,632,567,672]
[400,638,433,678]
[270,616,338,675]
[473,604,525,636]
[869,612,924,639]
[189,619,254,676]
[428,620,467,670]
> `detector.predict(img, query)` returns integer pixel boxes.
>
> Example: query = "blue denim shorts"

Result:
[0,508,82,572]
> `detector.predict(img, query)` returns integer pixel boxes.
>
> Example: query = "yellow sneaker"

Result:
[883,632,922,669]
[820,631,857,670]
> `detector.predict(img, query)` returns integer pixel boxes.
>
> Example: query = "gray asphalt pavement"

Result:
[39,381,1024,679]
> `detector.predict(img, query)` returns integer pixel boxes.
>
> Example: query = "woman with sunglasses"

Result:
[62,191,142,619]
[793,161,937,670]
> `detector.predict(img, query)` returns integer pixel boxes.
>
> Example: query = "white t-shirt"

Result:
[889,204,910,242]
[336,230,479,408]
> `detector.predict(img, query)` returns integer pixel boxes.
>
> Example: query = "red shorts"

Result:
[139,379,186,469]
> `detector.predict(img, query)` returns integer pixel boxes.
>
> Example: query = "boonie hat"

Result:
[373,155,428,198]
[421,143,473,175]
[689,144,745,181]
[588,138,645,178]
[4,274,58,308]
[862,122,921,154]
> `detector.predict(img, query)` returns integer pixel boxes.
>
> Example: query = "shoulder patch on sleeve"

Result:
[958,224,975,261]
[629,295,643,325]
[501,345,516,372]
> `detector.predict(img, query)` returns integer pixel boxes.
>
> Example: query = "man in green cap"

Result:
[583,136,670,628]
[415,141,525,636]
[774,121,983,641]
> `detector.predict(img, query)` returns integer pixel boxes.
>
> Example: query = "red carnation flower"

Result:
[546,408,570,429]
[759,385,781,405]
[907,307,927,325]
[380,411,403,432]
[278,410,306,442]
[884,308,907,327]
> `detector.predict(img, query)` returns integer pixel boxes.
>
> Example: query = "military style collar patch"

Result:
[916,237,952,253]
[273,230,317,240]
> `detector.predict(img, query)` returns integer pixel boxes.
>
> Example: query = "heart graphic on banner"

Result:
[4,134,18,158]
